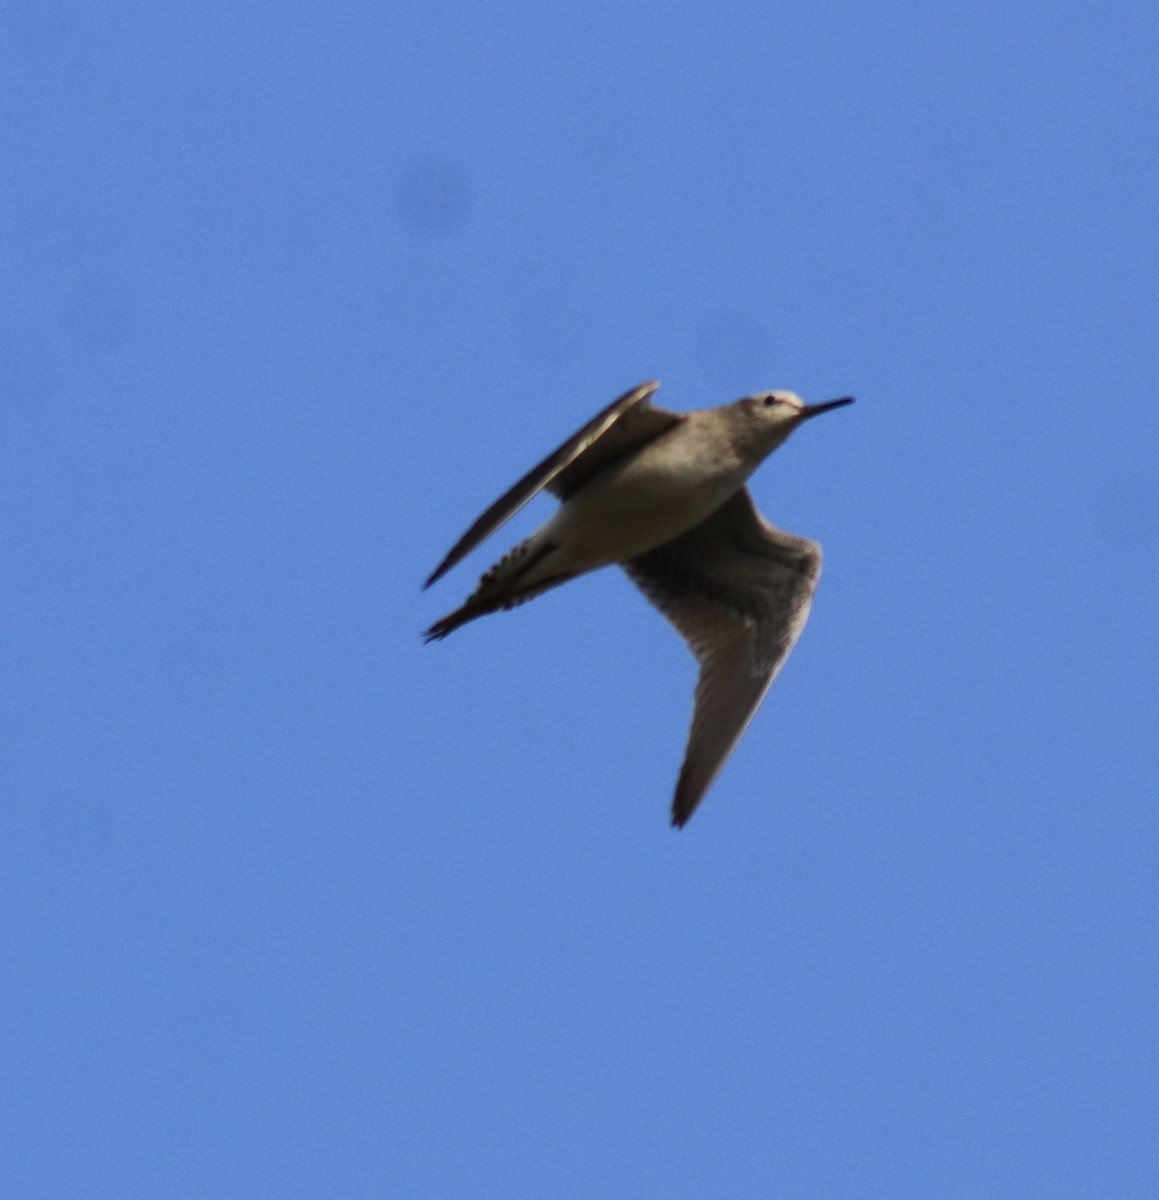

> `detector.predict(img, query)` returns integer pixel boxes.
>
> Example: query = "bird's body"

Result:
[514,408,752,586]
[424,381,852,826]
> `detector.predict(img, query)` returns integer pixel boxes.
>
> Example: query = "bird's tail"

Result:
[423,534,573,642]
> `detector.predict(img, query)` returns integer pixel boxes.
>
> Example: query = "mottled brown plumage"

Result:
[424,382,852,825]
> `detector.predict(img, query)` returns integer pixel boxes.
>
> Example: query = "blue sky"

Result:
[3,1,1157,1196]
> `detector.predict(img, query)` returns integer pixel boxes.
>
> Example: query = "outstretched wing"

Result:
[623,489,822,827]
[424,381,681,589]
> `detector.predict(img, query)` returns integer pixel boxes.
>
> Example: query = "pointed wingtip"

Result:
[423,560,452,590]
[670,776,707,828]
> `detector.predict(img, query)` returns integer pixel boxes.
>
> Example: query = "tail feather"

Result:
[423,596,501,642]
[423,572,575,641]
[423,535,572,642]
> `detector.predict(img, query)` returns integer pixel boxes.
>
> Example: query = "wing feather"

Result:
[424,381,679,588]
[623,489,822,826]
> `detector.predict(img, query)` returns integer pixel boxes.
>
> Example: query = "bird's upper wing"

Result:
[622,488,822,827]
[424,381,682,588]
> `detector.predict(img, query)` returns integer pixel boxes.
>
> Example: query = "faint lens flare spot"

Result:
[394,159,474,236]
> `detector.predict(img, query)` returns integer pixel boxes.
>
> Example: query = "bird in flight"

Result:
[424,381,853,826]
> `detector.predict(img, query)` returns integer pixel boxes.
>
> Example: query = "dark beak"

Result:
[800,396,855,419]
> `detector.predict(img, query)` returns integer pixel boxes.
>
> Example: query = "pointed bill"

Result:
[801,396,855,419]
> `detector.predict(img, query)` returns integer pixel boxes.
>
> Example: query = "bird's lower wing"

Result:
[623,489,822,826]
[671,634,778,827]
[425,381,680,588]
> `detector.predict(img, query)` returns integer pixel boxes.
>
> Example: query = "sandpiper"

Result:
[424,381,853,826]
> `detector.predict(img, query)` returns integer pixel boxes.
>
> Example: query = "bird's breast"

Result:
[540,448,747,574]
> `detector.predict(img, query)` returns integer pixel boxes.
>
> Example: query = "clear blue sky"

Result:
[4,2,1156,1196]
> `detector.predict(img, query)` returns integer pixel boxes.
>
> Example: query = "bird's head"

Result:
[737,390,855,455]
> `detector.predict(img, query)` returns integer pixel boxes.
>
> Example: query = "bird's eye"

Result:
[763,395,779,407]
